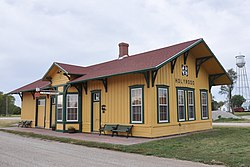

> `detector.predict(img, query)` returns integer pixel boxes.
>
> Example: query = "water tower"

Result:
[235,55,250,101]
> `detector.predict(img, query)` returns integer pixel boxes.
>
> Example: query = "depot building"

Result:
[10,38,231,138]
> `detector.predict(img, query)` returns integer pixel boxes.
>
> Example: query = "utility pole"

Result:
[5,95,8,116]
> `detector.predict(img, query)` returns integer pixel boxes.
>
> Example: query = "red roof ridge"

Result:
[55,62,86,68]
[83,38,202,69]
[130,38,202,58]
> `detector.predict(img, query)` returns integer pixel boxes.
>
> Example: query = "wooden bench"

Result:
[18,120,32,128]
[111,125,133,138]
[24,121,32,128]
[18,121,26,127]
[99,124,118,135]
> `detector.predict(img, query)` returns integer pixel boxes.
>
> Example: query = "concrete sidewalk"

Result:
[213,122,250,127]
[2,127,196,145]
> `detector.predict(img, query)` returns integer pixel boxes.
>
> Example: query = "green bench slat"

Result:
[99,124,118,135]
[111,125,133,138]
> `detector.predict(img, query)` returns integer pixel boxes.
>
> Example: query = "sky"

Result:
[0,0,250,106]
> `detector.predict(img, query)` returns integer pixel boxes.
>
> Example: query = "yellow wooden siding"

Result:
[151,121,211,137]
[66,124,79,131]
[21,92,36,127]
[20,50,213,137]
[51,69,69,87]
[37,105,45,127]
[151,53,212,137]
[56,123,63,130]
[81,73,153,137]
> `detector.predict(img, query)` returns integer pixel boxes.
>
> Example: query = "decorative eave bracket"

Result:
[196,56,213,78]
[82,82,88,95]
[143,71,150,88]
[31,91,35,99]
[184,50,189,64]
[209,73,225,92]
[151,69,159,87]
[63,73,71,80]
[19,92,23,101]
[45,76,52,82]
[100,78,108,92]
[72,84,82,94]
[171,58,177,73]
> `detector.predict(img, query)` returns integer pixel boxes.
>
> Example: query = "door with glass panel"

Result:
[91,91,101,132]
[50,96,56,128]
[36,98,46,128]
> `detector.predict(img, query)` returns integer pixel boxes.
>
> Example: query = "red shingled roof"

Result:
[11,38,209,93]
[55,62,87,75]
[69,38,202,83]
[10,79,50,94]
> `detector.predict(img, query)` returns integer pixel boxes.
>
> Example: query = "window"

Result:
[130,87,143,123]
[57,95,63,121]
[201,91,208,119]
[51,97,55,105]
[93,92,100,102]
[66,94,78,121]
[187,91,195,120]
[38,99,45,106]
[177,90,185,121]
[158,87,169,123]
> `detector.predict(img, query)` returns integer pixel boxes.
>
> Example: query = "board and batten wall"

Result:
[151,53,212,137]
[21,92,36,127]
[20,52,212,137]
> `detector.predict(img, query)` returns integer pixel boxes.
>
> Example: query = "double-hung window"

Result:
[201,91,208,119]
[158,87,169,123]
[57,95,63,121]
[177,90,185,121]
[187,90,195,120]
[66,94,78,121]
[130,86,143,123]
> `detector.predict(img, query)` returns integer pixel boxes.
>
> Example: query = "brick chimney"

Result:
[118,42,129,58]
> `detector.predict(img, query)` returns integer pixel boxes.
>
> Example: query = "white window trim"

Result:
[158,88,169,123]
[57,95,63,122]
[188,90,195,121]
[66,94,78,122]
[178,90,185,122]
[201,91,208,119]
[131,88,143,124]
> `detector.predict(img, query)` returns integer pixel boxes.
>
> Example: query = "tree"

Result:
[219,68,237,113]
[218,101,225,108]
[211,96,219,110]
[231,95,246,108]
[0,91,21,116]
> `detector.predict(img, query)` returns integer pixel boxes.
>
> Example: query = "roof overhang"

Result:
[69,39,232,86]
[9,79,51,94]
[156,39,232,86]
[42,62,69,81]
[192,40,233,85]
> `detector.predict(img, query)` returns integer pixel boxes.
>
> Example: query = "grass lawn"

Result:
[234,112,250,116]
[0,115,21,117]
[0,120,19,128]
[213,118,250,123]
[1,127,250,167]
[125,127,250,167]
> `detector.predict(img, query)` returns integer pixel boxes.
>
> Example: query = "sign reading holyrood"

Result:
[175,78,195,86]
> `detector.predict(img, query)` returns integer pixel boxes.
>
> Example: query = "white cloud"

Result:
[0,0,250,105]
